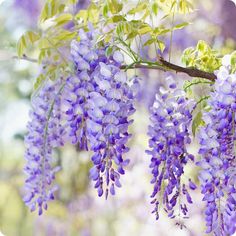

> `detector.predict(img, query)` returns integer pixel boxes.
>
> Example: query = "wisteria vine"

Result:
[146,76,196,223]
[24,80,67,215]
[198,56,236,235]
[24,27,139,214]
[22,22,236,235]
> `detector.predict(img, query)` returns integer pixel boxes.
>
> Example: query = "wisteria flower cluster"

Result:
[198,56,236,235]
[146,77,196,222]
[24,80,67,215]
[24,28,139,214]
[66,28,139,198]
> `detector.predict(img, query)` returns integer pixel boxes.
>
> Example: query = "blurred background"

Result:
[0,0,235,235]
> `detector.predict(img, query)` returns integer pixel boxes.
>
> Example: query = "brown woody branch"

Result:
[121,58,217,82]
[14,54,217,82]
[159,57,216,81]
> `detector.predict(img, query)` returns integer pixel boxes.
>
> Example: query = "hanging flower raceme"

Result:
[198,56,236,235]
[23,26,139,213]
[87,62,138,199]
[146,76,195,222]
[24,80,67,215]
[64,28,139,198]
[64,28,99,150]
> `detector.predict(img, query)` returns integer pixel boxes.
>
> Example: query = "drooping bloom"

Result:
[63,28,98,150]
[146,76,195,221]
[24,80,67,215]
[198,55,236,235]
[87,62,138,198]
[64,27,139,197]
[24,25,139,213]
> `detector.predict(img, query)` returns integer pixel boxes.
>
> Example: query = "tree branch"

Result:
[159,57,216,81]
[13,54,217,82]
[121,58,217,81]
[12,55,38,63]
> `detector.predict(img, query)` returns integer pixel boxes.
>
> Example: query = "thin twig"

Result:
[120,63,166,72]
[12,55,38,63]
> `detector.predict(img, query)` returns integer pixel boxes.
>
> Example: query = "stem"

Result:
[41,82,65,195]
[13,55,38,63]
[14,53,217,82]
[195,96,210,107]
[117,37,139,62]
[184,81,213,92]
[159,58,217,81]
[121,58,217,81]
[168,12,175,62]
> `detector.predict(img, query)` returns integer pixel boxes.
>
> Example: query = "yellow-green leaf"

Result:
[138,24,152,35]
[75,9,88,22]
[128,2,147,14]
[34,74,45,90]
[173,22,189,30]
[17,31,40,57]
[144,38,156,46]
[157,40,165,52]
[107,0,123,14]
[111,15,126,23]
[17,35,26,57]
[192,111,204,136]
[54,13,73,26]
[26,31,40,43]
[152,2,158,15]
[88,3,99,23]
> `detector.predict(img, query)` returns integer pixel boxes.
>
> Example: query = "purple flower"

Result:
[198,55,236,235]
[146,77,195,221]
[87,61,137,199]
[24,80,67,215]
[64,28,139,198]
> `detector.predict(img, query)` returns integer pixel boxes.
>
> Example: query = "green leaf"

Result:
[34,74,45,90]
[40,0,65,22]
[152,2,158,15]
[27,31,40,43]
[17,35,26,57]
[75,9,88,22]
[52,31,77,43]
[111,15,126,23]
[17,31,40,57]
[38,38,51,49]
[88,3,100,23]
[138,24,152,35]
[144,38,156,46]
[173,22,189,30]
[126,31,138,40]
[54,13,73,26]
[182,40,221,72]
[105,46,113,57]
[128,2,147,14]
[153,27,170,36]
[68,0,77,4]
[192,111,204,136]
[231,51,236,72]
[157,40,165,52]
[196,40,210,53]
[108,0,123,14]
[103,4,109,17]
